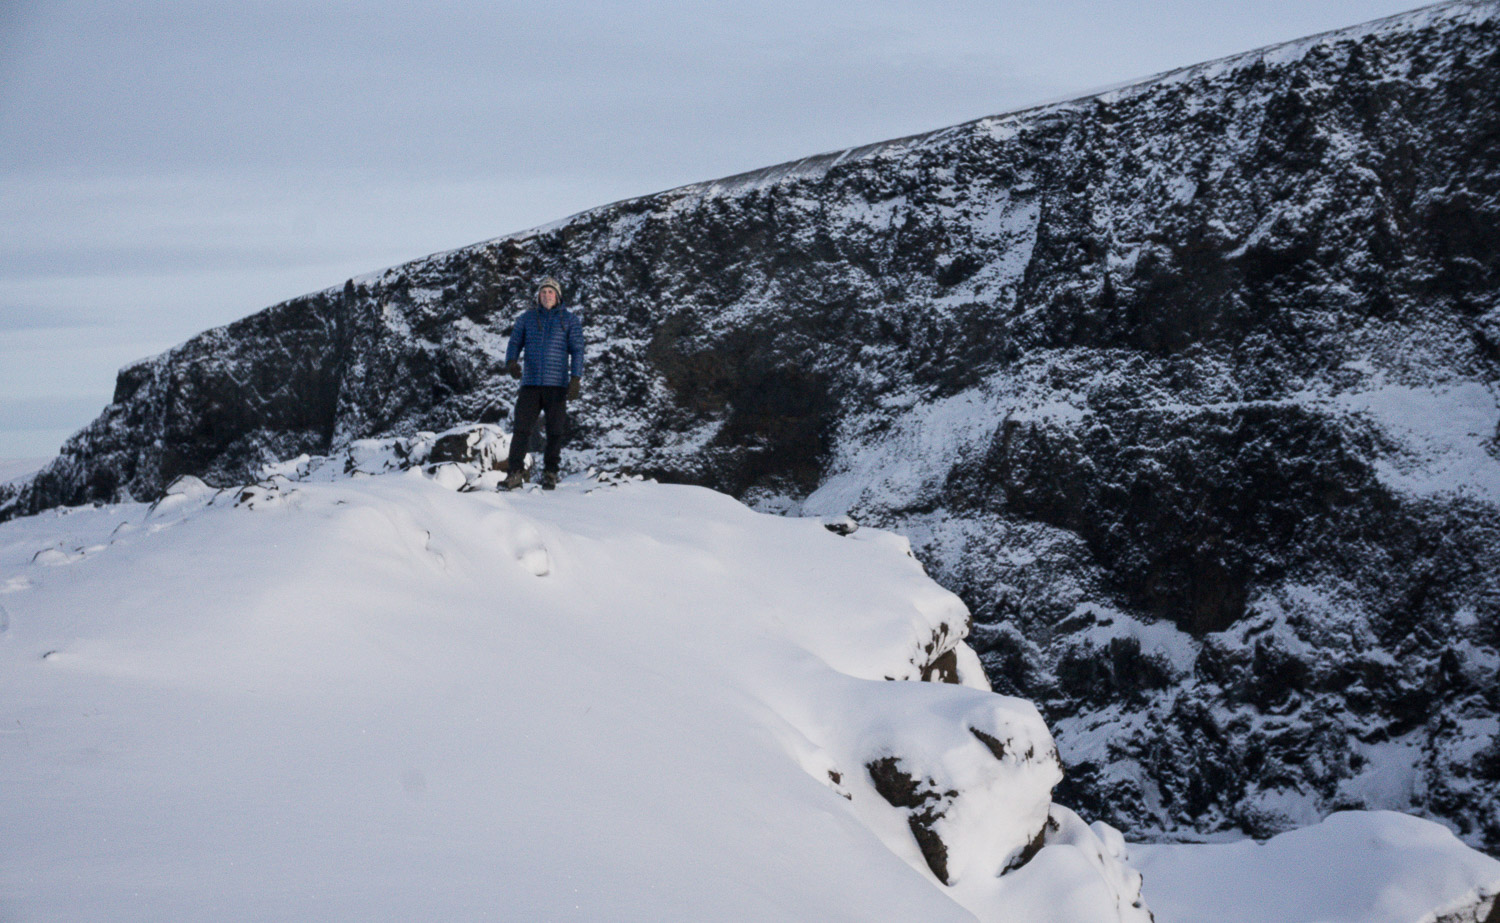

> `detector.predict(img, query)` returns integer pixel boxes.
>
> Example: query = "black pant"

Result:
[507,385,568,473]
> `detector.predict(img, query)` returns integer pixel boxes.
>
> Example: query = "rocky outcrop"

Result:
[5,1,1499,850]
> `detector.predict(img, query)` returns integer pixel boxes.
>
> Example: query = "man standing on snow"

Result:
[502,276,585,490]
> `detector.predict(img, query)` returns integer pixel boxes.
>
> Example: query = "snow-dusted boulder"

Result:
[426,423,511,471]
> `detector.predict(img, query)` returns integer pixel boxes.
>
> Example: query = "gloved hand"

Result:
[507,360,522,380]
[567,376,581,400]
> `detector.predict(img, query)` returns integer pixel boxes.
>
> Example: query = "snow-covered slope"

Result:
[4,0,1499,851]
[4,448,1497,922]
[1133,811,1500,923]
[0,445,1150,922]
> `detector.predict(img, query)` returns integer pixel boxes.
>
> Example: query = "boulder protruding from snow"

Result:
[427,424,511,472]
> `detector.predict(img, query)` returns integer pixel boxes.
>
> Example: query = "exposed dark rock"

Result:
[906,815,951,886]
[866,756,955,883]
[427,424,510,471]
[1002,815,1057,874]
[921,649,961,684]
[866,756,940,810]
[970,727,1008,761]
[821,515,858,535]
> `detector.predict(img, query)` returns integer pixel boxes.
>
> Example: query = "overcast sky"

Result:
[1,0,1429,461]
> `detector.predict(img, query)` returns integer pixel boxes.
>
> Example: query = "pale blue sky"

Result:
[0,0,1427,460]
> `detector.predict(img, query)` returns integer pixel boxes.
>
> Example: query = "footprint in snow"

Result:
[485,511,552,576]
[3,576,33,593]
[31,547,82,566]
[513,522,551,576]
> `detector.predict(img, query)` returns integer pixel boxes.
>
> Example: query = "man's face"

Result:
[539,287,559,308]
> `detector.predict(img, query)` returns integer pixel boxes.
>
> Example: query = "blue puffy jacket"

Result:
[505,305,585,387]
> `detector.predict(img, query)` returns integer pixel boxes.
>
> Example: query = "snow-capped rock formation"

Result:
[0,451,1153,922]
[5,1,1499,849]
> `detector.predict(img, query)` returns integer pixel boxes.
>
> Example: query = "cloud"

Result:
[0,0,1055,181]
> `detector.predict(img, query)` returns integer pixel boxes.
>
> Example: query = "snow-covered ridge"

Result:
[5,445,1498,921]
[0,439,1151,922]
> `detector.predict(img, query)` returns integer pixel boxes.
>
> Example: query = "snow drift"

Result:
[4,434,1498,921]
[0,437,1149,922]
[1132,811,1500,923]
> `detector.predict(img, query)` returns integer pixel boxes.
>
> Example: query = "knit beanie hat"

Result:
[537,277,563,303]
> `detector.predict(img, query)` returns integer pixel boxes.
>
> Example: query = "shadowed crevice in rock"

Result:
[866,756,956,884]
[1002,815,1057,874]
[906,814,951,886]
[921,649,961,684]
[971,727,1007,761]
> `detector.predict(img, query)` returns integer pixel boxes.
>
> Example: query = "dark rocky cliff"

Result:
[6,0,1499,850]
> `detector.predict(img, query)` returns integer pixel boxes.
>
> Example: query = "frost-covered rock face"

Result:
[4,2,1500,849]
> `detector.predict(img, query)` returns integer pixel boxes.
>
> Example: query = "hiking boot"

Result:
[541,470,559,491]
[502,470,524,491]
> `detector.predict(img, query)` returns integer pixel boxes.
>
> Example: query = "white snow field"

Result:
[1,440,1496,922]
[1133,811,1500,923]
[0,447,1148,923]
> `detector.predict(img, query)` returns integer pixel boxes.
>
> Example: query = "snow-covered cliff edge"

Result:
[1,447,1154,921]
